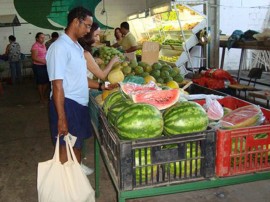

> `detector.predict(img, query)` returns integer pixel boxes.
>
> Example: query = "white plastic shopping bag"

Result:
[37,134,95,202]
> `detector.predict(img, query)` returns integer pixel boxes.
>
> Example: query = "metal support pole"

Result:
[208,0,220,68]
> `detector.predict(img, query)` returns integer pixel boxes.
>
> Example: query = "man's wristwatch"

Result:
[98,82,103,91]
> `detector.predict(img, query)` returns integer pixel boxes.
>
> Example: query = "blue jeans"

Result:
[9,61,22,84]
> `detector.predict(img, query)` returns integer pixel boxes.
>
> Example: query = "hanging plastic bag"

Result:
[204,96,224,121]
[37,134,95,202]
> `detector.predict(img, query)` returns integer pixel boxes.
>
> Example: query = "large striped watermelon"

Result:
[103,91,124,115]
[163,101,209,136]
[107,99,133,126]
[115,103,163,140]
[132,89,180,110]
[219,105,264,129]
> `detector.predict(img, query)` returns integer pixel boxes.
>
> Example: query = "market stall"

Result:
[128,1,208,74]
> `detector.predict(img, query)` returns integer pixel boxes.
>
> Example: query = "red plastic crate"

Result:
[195,96,270,177]
[194,96,250,109]
[216,126,270,177]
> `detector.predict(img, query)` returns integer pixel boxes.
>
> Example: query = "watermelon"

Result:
[115,103,163,140]
[166,142,201,176]
[132,89,180,110]
[163,101,209,136]
[107,100,133,126]
[223,107,232,116]
[135,148,157,184]
[120,82,159,97]
[219,105,264,129]
[103,91,124,115]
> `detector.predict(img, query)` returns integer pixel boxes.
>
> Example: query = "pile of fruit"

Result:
[162,39,183,46]
[96,83,208,140]
[159,55,178,63]
[99,46,125,65]
[110,60,184,85]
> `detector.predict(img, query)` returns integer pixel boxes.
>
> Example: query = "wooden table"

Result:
[219,39,270,82]
[248,90,270,108]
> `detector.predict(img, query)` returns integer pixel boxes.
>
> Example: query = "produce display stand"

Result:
[89,87,270,202]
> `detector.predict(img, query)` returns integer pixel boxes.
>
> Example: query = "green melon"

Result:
[152,62,162,70]
[173,74,184,83]
[122,66,132,75]
[163,76,173,83]
[135,66,144,75]
[161,64,172,72]
[157,78,164,84]
[163,101,209,136]
[160,70,170,78]
[107,100,133,126]
[150,70,161,79]
[103,91,123,115]
[138,61,148,68]
[115,103,163,140]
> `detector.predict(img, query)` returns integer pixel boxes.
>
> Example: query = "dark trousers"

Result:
[9,61,22,84]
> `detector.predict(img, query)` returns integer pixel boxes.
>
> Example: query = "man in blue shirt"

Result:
[46,7,93,164]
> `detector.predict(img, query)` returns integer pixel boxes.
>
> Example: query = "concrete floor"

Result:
[1,78,270,202]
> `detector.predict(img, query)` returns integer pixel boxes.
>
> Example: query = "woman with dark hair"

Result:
[31,32,49,104]
[114,27,123,42]
[6,35,22,84]
[78,22,119,80]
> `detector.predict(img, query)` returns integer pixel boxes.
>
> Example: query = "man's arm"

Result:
[125,45,137,53]
[112,42,120,48]
[52,80,68,136]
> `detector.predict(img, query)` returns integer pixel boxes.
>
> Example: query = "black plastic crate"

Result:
[187,83,228,96]
[99,111,216,191]
[88,90,102,129]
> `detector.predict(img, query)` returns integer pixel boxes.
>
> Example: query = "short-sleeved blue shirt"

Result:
[46,33,89,106]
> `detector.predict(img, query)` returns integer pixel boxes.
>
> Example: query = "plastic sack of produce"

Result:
[204,96,224,121]
[120,81,161,97]
[219,105,265,130]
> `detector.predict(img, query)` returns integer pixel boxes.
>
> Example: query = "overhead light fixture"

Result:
[150,2,171,15]
[138,11,146,18]
[128,13,138,20]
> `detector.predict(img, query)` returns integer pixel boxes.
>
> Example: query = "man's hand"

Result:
[104,83,119,90]
[58,117,68,136]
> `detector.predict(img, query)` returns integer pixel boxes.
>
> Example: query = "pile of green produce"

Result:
[120,60,184,85]
[99,46,125,65]
[162,39,182,46]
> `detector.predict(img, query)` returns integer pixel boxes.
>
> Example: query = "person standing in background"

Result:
[31,32,49,105]
[45,32,59,50]
[114,27,123,43]
[6,35,22,85]
[113,22,137,61]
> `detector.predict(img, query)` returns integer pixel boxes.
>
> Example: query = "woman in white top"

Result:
[78,22,119,80]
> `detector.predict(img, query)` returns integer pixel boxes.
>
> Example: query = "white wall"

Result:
[219,0,269,70]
